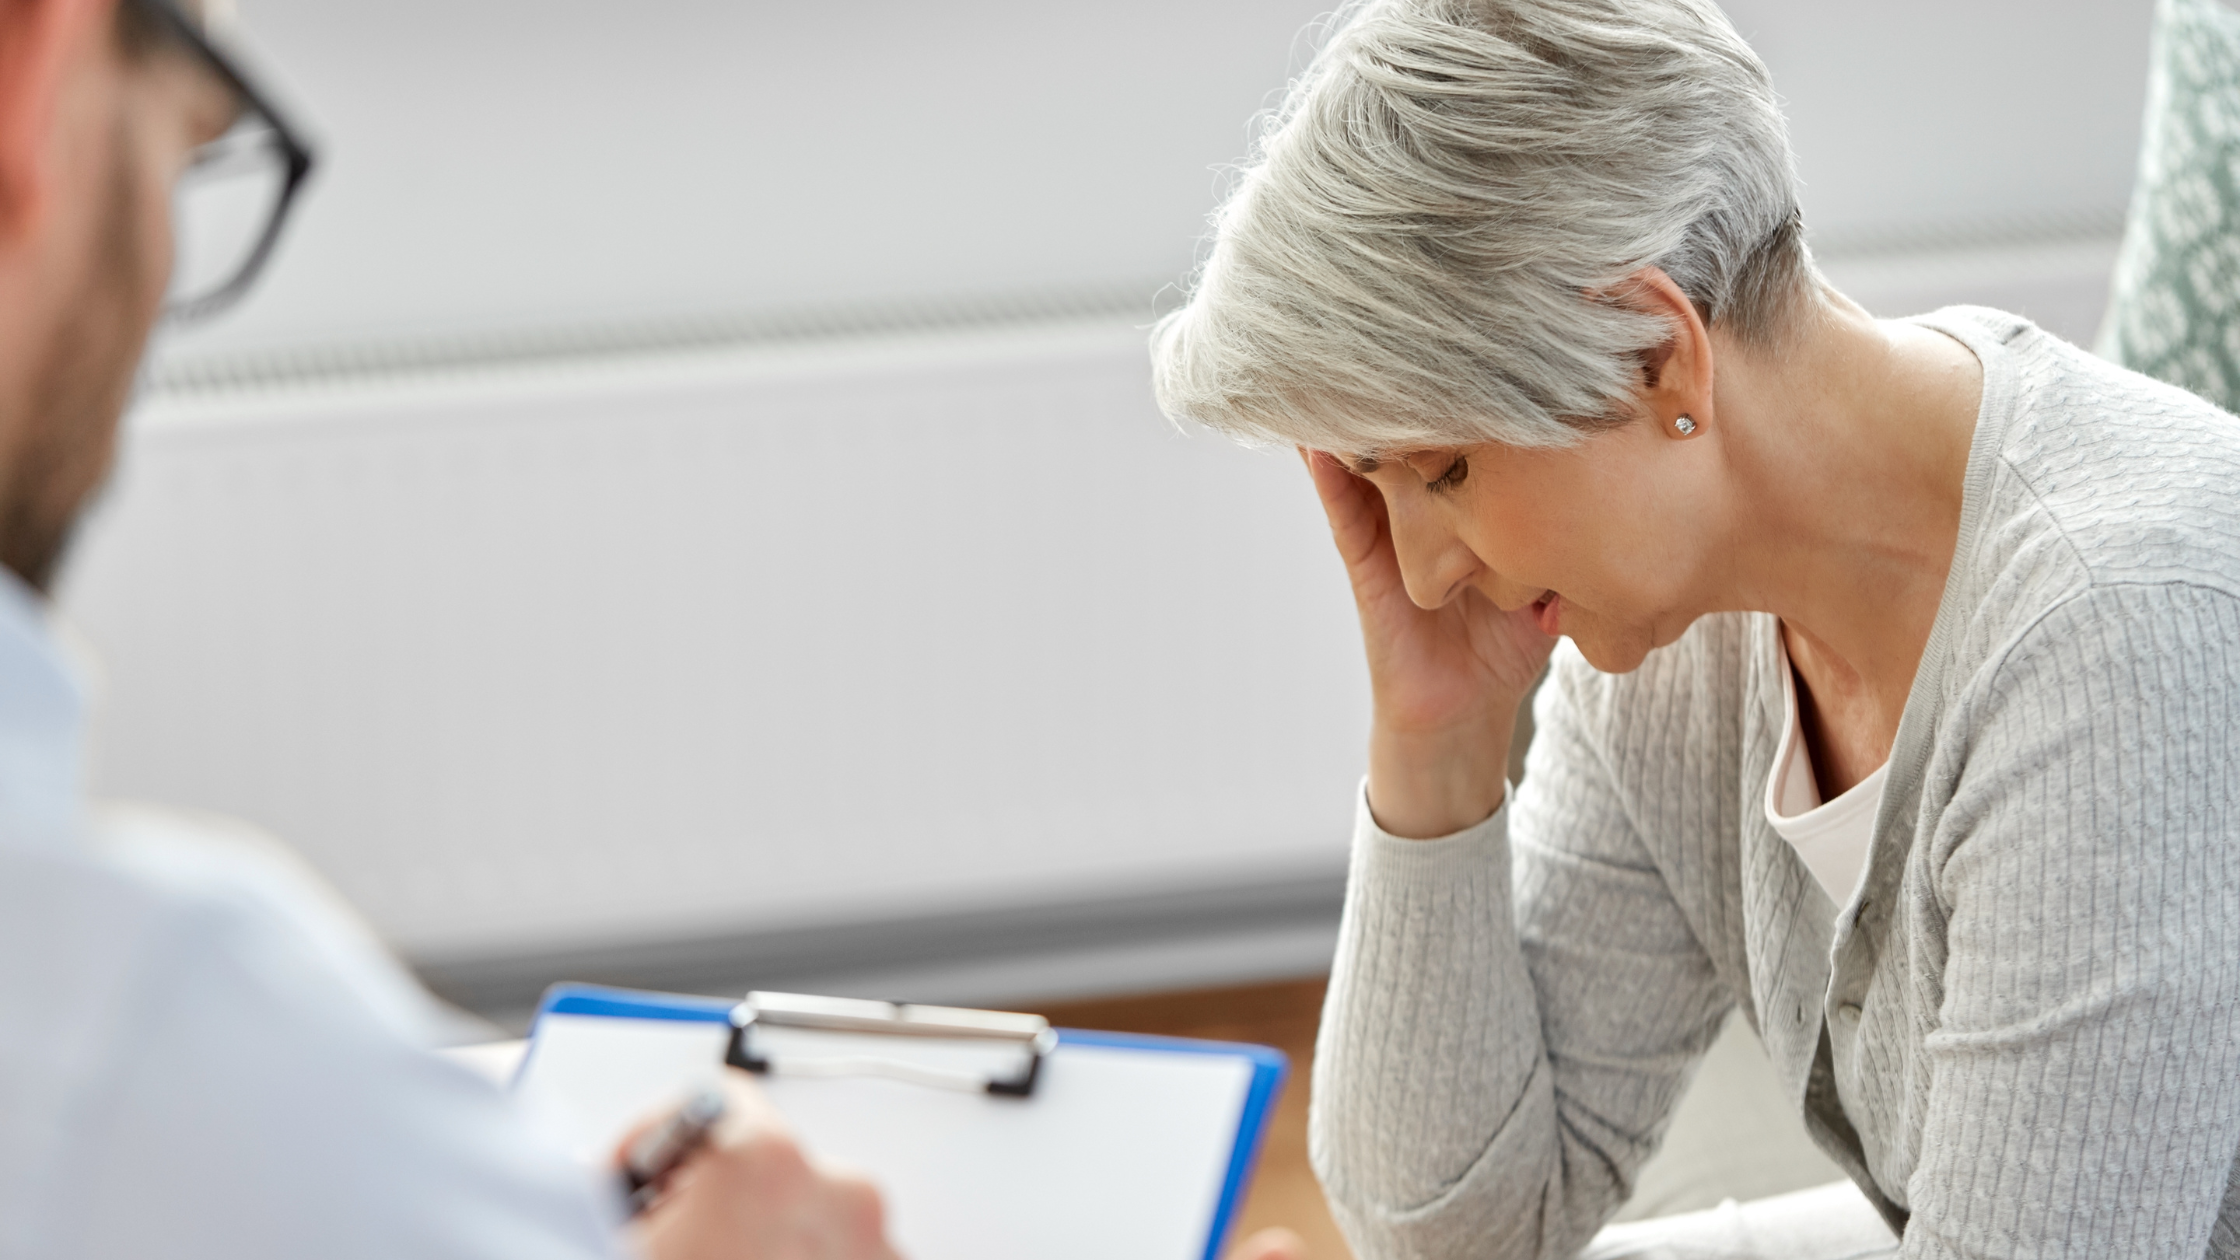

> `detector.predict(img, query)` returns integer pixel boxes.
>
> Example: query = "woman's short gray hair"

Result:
[1151,0,1821,453]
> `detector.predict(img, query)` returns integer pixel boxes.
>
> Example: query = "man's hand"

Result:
[1227,1226,1308,1260]
[622,1071,901,1260]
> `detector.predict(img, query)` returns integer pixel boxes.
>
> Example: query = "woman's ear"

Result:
[0,0,109,245]
[1612,266,1716,440]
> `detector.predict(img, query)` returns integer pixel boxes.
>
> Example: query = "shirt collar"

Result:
[0,568,86,849]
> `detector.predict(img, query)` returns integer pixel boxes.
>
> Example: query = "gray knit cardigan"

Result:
[1311,308,2240,1259]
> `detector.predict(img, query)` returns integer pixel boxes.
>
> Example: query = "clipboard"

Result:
[511,984,1287,1260]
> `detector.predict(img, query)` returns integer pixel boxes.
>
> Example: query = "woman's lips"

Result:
[1533,592,1562,637]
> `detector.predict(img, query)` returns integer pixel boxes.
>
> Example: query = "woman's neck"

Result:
[1712,292,1983,767]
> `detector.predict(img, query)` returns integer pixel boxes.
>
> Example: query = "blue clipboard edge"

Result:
[524,984,1289,1260]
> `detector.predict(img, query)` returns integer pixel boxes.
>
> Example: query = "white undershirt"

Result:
[1764,636,1888,908]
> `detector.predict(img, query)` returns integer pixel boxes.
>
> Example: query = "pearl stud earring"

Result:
[1674,415,1698,436]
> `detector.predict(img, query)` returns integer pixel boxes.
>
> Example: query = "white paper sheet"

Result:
[512,1013,1259,1260]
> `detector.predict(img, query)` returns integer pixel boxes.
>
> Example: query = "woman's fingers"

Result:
[1300,447,1388,571]
[1300,448,1424,625]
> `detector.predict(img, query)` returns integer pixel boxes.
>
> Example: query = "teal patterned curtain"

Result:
[2099,0,2240,413]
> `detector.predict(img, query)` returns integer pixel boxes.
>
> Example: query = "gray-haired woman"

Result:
[1152,1,2240,1258]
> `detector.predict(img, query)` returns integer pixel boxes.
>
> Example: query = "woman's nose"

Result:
[1388,506,1479,610]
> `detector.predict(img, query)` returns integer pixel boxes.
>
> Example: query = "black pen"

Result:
[621,1086,728,1215]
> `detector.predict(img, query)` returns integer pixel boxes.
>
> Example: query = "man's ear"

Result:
[1610,266,1716,439]
[0,0,111,243]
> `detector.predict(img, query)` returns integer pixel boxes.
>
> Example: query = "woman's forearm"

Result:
[1316,656,1741,1260]
[1311,795,1591,1260]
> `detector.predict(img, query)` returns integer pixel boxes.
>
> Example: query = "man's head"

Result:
[0,0,238,590]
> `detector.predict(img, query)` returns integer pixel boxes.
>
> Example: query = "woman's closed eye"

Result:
[1427,455,1469,495]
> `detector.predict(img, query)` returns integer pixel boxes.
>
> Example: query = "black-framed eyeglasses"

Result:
[128,0,317,322]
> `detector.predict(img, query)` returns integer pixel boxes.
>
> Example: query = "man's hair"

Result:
[1150,0,1823,453]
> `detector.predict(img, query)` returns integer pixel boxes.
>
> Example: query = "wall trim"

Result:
[145,280,1182,400]
[145,206,2134,403]
[414,863,1348,1025]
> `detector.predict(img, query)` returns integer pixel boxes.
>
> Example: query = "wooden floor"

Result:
[1035,977,1353,1260]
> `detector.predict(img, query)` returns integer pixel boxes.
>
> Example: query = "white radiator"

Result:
[62,318,1371,1004]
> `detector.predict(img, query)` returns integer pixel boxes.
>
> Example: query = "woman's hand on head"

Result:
[625,1071,903,1260]
[1302,448,1554,839]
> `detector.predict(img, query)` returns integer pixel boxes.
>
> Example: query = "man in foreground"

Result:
[0,0,902,1255]
[0,1,1307,1256]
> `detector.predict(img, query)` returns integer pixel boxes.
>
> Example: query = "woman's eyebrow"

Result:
[1347,456,1382,476]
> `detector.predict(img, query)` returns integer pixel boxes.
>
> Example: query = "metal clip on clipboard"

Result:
[725,991,1059,1098]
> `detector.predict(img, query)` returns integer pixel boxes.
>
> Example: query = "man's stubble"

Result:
[1,118,158,593]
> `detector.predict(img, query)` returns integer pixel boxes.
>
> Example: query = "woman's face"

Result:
[1351,416,1715,674]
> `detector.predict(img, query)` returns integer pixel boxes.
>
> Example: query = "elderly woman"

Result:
[1152,1,2240,1258]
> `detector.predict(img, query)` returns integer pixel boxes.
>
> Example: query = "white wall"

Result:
[158,0,2156,367]
[159,0,1336,358]
[72,327,1370,975]
[1730,0,2154,242]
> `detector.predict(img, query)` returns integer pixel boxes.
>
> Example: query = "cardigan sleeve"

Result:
[1903,582,2240,1258]
[1309,646,1737,1260]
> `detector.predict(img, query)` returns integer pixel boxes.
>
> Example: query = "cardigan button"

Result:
[1837,1002,1863,1027]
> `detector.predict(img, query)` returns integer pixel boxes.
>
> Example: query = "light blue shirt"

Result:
[0,572,624,1258]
